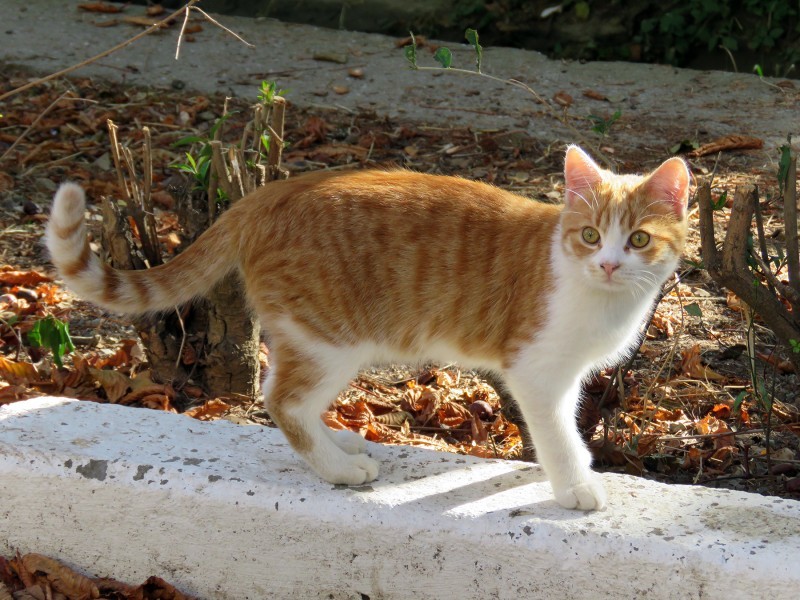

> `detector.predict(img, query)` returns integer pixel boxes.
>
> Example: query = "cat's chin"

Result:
[586,277,630,293]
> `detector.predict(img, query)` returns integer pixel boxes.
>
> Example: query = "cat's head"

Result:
[558,145,690,295]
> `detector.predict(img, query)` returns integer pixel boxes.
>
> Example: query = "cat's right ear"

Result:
[564,145,603,209]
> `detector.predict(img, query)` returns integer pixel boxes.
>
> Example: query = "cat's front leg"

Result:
[503,370,606,511]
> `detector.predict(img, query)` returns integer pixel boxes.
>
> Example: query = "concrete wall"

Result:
[1,397,799,599]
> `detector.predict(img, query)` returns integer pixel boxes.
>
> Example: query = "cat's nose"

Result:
[600,262,620,277]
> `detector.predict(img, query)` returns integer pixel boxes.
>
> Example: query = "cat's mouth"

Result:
[589,270,630,292]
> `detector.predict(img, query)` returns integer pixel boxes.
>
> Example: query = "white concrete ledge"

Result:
[1,397,799,599]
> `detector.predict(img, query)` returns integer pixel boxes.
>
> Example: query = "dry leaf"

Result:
[756,351,796,374]
[395,34,427,48]
[583,89,608,101]
[680,344,725,381]
[136,575,194,600]
[688,135,764,157]
[0,269,52,286]
[78,2,124,13]
[184,399,231,421]
[122,15,166,27]
[146,5,165,17]
[21,554,99,600]
[726,290,744,312]
[436,401,471,428]
[88,367,131,402]
[695,415,736,448]
[0,356,39,385]
[553,91,573,108]
[710,403,731,419]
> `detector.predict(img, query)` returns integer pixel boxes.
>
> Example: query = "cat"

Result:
[46,146,690,511]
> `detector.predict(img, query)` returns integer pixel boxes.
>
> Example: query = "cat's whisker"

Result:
[565,187,594,211]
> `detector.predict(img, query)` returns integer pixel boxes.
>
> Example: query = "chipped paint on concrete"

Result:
[1,397,799,600]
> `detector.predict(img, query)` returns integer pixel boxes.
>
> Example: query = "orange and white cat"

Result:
[46,146,690,510]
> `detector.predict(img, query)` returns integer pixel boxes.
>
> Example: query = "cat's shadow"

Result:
[344,444,584,520]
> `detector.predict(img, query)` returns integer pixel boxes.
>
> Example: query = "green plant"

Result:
[639,1,799,75]
[257,80,285,105]
[174,151,211,188]
[172,80,285,199]
[27,315,74,368]
[588,110,621,136]
[173,112,233,191]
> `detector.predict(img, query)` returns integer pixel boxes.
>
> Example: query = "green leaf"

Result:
[404,32,418,69]
[27,316,75,368]
[433,47,453,69]
[790,339,800,354]
[684,302,703,317]
[172,135,206,147]
[185,152,197,170]
[758,380,772,412]
[574,1,590,20]
[712,190,727,210]
[465,28,483,72]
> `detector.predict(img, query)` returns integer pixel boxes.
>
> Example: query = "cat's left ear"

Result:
[644,157,691,218]
[564,145,604,209]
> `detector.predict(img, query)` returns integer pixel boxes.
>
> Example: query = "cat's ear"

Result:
[564,145,604,209]
[644,157,691,218]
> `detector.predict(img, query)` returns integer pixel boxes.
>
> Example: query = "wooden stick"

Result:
[210,140,234,202]
[267,97,288,182]
[750,250,800,306]
[107,120,131,202]
[697,183,719,271]
[721,185,757,275]
[753,190,775,295]
[784,156,799,317]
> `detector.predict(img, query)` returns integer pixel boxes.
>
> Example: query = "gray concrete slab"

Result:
[2,1,798,160]
[3,397,799,600]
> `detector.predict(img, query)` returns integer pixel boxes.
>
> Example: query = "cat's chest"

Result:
[544,286,653,362]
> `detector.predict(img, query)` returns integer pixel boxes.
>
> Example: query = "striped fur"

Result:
[46,146,690,510]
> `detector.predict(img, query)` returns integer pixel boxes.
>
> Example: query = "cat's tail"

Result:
[46,183,238,314]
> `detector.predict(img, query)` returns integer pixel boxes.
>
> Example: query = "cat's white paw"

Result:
[315,452,380,486]
[327,428,367,455]
[553,477,607,511]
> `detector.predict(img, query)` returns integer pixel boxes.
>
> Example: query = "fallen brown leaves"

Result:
[688,134,764,158]
[324,369,522,458]
[0,552,195,600]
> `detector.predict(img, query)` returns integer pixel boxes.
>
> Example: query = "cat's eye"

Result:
[582,227,600,245]
[629,230,651,248]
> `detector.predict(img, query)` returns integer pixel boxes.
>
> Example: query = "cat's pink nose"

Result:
[600,262,620,277]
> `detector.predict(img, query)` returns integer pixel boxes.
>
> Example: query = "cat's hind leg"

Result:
[263,339,379,485]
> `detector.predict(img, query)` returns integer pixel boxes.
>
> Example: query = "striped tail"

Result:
[45,183,237,314]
